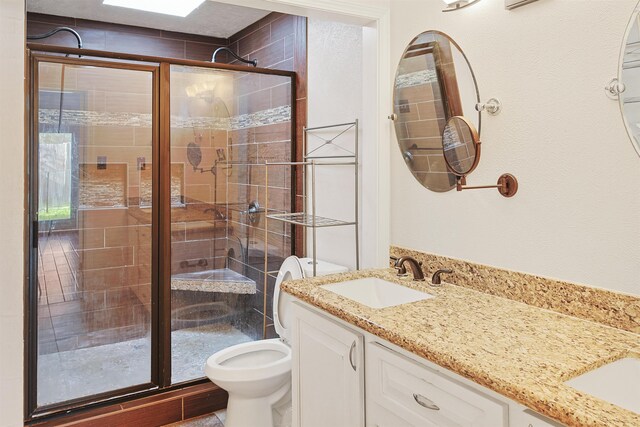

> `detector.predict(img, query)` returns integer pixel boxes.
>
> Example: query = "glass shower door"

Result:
[168,64,294,384]
[33,59,157,407]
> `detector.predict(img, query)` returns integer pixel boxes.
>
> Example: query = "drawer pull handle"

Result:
[349,341,357,371]
[413,393,440,411]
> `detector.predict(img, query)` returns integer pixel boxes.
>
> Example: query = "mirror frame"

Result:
[442,115,481,177]
[392,30,482,192]
[618,5,640,157]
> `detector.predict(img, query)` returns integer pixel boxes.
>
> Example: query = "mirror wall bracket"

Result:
[456,173,518,197]
[475,98,502,115]
[605,78,625,99]
[442,0,481,12]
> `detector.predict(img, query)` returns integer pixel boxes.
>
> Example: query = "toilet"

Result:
[204,256,348,427]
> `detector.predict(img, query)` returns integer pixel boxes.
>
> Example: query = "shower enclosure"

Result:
[26,45,296,417]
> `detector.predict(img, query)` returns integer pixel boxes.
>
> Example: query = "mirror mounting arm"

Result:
[475,98,502,115]
[455,174,518,197]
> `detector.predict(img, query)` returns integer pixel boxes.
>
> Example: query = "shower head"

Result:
[211,47,257,67]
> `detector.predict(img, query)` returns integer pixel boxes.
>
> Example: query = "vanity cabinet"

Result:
[291,302,365,427]
[291,300,565,427]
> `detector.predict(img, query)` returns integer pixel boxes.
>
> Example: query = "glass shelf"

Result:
[266,212,356,228]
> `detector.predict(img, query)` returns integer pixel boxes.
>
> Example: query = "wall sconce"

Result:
[442,0,481,12]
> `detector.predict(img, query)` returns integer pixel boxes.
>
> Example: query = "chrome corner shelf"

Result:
[263,120,360,277]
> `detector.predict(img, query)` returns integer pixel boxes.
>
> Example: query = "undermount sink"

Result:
[565,357,640,414]
[320,277,434,309]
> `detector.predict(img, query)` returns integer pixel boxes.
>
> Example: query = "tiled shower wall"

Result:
[27,13,228,61]
[226,12,307,336]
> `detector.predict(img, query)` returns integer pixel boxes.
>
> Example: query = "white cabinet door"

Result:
[291,302,364,427]
[367,401,413,427]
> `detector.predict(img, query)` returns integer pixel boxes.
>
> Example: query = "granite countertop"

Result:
[281,269,640,427]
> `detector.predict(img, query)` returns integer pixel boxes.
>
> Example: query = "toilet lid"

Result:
[273,256,304,345]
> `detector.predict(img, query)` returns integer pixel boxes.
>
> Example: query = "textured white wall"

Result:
[390,0,640,296]
[307,18,364,270]
[0,0,25,425]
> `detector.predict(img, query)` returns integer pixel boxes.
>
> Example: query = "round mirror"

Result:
[442,116,480,176]
[392,30,480,192]
[620,9,640,156]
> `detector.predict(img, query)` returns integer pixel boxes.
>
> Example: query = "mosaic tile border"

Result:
[390,245,640,334]
[39,105,291,131]
[395,69,438,89]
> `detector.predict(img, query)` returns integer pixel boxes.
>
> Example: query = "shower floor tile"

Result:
[38,324,252,406]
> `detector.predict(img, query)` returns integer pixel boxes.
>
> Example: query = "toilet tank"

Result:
[299,258,349,277]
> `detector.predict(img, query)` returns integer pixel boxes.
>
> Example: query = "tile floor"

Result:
[38,324,252,405]
[166,410,226,426]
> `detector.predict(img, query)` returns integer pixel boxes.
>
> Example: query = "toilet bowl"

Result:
[204,256,348,427]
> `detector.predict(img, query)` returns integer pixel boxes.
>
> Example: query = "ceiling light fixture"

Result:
[102,0,206,17]
[442,0,482,12]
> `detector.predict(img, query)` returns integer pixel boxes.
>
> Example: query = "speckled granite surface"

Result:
[171,268,256,294]
[281,269,640,427]
[390,246,640,334]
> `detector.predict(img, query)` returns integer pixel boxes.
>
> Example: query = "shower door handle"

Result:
[348,341,357,371]
[32,221,38,248]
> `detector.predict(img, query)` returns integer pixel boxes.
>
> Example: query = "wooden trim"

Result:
[27,43,297,77]
[26,382,226,427]
[31,383,159,420]
[158,62,172,387]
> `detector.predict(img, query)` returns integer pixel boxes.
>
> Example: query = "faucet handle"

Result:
[431,269,453,285]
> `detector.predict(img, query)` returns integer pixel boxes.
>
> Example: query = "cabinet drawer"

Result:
[513,410,565,427]
[366,342,507,427]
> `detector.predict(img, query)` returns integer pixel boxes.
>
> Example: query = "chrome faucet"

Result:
[394,256,425,281]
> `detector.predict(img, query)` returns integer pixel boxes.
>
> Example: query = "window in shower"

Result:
[38,133,72,221]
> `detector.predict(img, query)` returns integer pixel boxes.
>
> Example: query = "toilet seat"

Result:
[205,338,291,383]
[273,256,304,345]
